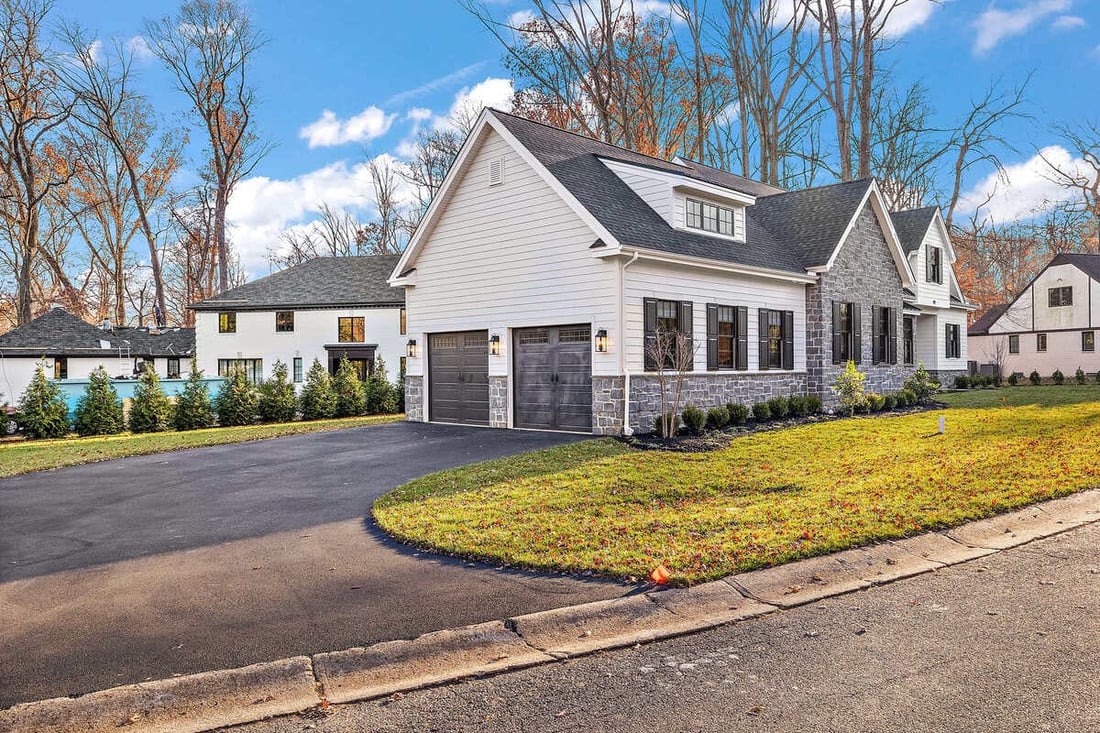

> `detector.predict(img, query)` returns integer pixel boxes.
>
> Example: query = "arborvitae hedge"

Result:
[258,360,298,422]
[74,366,124,436]
[299,358,336,420]
[129,368,175,433]
[17,364,70,438]
[174,360,215,431]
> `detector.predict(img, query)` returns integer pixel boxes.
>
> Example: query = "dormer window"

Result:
[686,198,736,237]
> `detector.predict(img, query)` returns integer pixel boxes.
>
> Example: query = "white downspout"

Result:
[618,250,640,436]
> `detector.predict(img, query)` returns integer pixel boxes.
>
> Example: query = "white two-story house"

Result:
[191,255,406,386]
[968,253,1100,379]
[390,109,972,434]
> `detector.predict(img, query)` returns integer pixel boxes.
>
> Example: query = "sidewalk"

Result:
[3,488,1098,733]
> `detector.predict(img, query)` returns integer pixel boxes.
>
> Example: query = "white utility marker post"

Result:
[938,415,946,435]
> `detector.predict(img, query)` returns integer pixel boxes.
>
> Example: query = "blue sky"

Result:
[53,0,1100,277]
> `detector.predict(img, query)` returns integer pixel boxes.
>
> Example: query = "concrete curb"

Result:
[3,488,1098,733]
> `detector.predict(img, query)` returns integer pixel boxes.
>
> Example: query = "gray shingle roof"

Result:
[1050,252,1100,282]
[190,255,404,311]
[890,207,938,254]
[0,308,195,356]
[968,304,1009,336]
[489,110,876,273]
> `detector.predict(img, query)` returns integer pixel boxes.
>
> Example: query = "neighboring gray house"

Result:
[190,255,406,386]
[0,307,195,404]
[389,109,971,435]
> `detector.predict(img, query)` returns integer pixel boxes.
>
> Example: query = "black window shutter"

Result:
[643,297,657,371]
[680,301,694,371]
[782,310,794,370]
[758,308,770,370]
[927,249,933,281]
[706,303,718,371]
[852,304,862,364]
[945,324,951,358]
[831,301,843,364]
[871,306,882,364]
[736,306,748,370]
[888,308,898,364]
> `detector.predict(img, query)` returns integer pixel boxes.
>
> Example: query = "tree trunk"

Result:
[214,182,229,293]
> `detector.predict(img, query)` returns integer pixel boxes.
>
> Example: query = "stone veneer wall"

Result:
[404,376,424,422]
[592,376,625,435]
[629,372,808,434]
[489,376,509,428]
[930,369,967,384]
[806,206,911,405]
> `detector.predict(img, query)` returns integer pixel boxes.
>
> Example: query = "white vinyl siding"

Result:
[623,260,805,373]
[403,128,619,378]
[908,221,952,307]
[600,159,674,224]
[910,307,967,371]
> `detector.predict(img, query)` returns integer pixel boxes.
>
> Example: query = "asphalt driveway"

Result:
[0,422,632,708]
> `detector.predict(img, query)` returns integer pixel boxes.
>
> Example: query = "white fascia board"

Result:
[622,247,818,284]
[823,181,915,288]
[670,179,756,207]
[386,109,495,285]
[931,209,957,262]
[487,115,621,249]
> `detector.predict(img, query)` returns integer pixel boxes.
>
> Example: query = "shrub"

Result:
[1029,370,1041,385]
[1007,373,1019,386]
[1075,367,1087,385]
[74,366,124,436]
[333,357,367,418]
[768,396,790,419]
[1052,369,1065,385]
[954,375,970,389]
[16,363,70,438]
[706,405,730,430]
[174,361,215,431]
[991,373,1002,387]
[258,360,298,422]
[129,368,174,433]
[883,393,898,410]
[365,356,398,414]
[832,360,867,416]
[682,405,706,435]
[394,359,406,413]
[727,403,750,425]
[903,362,940,405]
[752,401,771,421]
[1096,370,1100,385]
[788,395,809,417]
[300,358,337,420]
[867,392,886,412]
[214,367,259,427]
[897,388,916,407]
[654,412,681,437]
[805,394,823,414]
[970,375,986,388]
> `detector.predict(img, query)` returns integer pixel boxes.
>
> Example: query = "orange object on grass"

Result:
[649,564,670,584]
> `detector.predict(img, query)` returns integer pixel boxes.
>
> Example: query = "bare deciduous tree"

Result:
[146,0,268,293]
[1042,119,1100,253]
[269,203,367,269]
[644,329,697,437]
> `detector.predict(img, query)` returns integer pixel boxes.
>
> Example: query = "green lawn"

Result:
[375,387,1100,585]
[0,414,403,478]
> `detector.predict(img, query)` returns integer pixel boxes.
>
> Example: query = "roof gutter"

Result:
[619,247,818,285]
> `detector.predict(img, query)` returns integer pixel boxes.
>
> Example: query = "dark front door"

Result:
[428,331,489,425]
[513,325,592,432]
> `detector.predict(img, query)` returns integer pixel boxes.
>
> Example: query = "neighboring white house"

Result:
[190,255,406,387]
[968,253,1100,379]
[0,307,195,405]
[389,108,973,435]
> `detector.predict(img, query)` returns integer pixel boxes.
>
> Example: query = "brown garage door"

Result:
[428,331,489,425]
[513,325,592,432]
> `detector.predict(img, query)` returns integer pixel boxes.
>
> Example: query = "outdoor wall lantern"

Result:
[489,334,502,356]
[406,339,418,359]
[595,328,609,353]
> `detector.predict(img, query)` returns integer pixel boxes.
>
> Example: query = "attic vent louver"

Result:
[488,156,505,187]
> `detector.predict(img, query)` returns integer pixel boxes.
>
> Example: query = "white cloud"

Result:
[227,155,415,274]
[127,35,154,62]
[972,0,1071,54]
[435,77,514,131]
[84,39,103,63]
[1051,14,1085,30]
[508,9,536,26]
[770,0,939,38]
[956,146,1086,225]
[407,107,433,123]
[299,106,396,148]
[384,62,487,107]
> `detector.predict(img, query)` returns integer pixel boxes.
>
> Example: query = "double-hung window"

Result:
[832,302,861,364]
[218,312,236,333]
[1008,334,1020,354]
[903,317,915,365]
[686,199,736,237]
[293,357,303,383]
[643,298,693,371]
[945,324,961,359]
[1049,287,1073,307]
[1036,333,1047,352]
[706,304,748,370]
[758,308,794,370]
[872,306,898,364]
[53,357,68,379]
[167,357,181,379]
[927,247,942,284]
[218,358,263,384]
[1084,331,1096,352]
[275,311,294,332]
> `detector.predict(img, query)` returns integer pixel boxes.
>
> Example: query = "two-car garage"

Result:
[427,325,592,432]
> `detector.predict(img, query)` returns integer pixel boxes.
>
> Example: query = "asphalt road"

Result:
[229,521,1100,733]
[0,422,631,708]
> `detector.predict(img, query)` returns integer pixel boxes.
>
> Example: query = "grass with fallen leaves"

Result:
[375,387,1100,585]
[0,414,403,478]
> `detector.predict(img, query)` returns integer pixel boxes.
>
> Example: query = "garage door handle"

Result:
[457,373,464,383]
